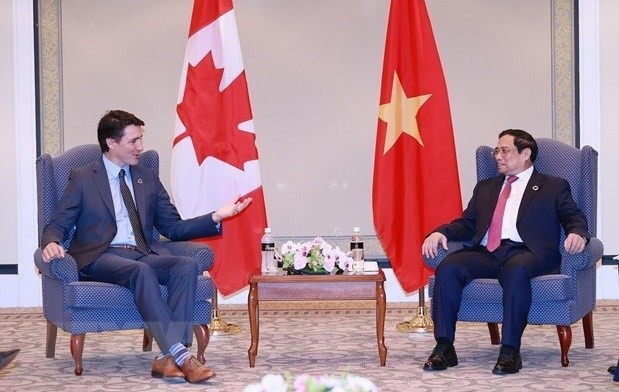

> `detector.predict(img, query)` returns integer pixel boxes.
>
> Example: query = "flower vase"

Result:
[285,267,344,275]
[286,267,328,275]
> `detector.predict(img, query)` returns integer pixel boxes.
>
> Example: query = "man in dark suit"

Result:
[421,129,589,375]
[40,110,251,383]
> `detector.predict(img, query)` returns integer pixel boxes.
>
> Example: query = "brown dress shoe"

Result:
[151,355,185,382]
[180,356,216,383]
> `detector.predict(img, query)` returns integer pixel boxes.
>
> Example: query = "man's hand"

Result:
[564,232,587,254]
[422,232,448,259]
[41,242,65,263]
[212,196,253,223]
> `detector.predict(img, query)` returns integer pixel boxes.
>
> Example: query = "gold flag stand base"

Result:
[209,310,242,335]
[396,304,433,333]
[208,287,241,335]
[396,287,433,333]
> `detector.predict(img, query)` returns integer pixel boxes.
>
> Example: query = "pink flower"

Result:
[293,374,310,391]
[280,241,298,255]
[293,252,307,270]
[322,248,336,272]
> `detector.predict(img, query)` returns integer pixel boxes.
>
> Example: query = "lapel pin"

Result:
[137,178,143,184]
[532,185,539,191]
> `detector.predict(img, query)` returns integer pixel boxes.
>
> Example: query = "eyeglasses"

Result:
[491,147,518,157]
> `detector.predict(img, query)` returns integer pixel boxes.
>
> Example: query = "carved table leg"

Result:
[376,279,387,366]
[247,282,259,367]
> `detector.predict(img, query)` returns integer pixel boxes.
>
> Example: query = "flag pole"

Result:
[396,287,433,333]
[209,287,241,335]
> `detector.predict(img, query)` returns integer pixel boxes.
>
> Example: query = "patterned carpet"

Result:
[0,302,618,391]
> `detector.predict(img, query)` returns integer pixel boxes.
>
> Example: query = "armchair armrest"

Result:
[161,241,215,273]
[421,238,603,275]
[422,241,469,270]
[33,248,79,283]
[560,237,604,275]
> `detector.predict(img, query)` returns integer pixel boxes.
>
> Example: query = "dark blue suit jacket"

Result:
[41,158,221,270]
[434,169,589,266]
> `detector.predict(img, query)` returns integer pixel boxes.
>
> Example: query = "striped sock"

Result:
[169,342,191,367]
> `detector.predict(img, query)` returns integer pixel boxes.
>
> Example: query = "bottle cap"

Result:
[353,227,360,232]
[264,227,271,233]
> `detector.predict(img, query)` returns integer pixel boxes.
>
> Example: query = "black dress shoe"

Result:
[0,349,20,371]
[423,344,458,371]
[492,346,522,375]
[609,365,617,375]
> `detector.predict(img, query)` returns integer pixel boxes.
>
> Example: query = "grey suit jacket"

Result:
[41,158,221,270]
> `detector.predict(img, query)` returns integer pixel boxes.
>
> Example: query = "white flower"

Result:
[281,240,298,255]
[242,384,262,392]
[344,374,378,391]
[242,373,288,392]
[322,248,336,272]
[280,236,352,273]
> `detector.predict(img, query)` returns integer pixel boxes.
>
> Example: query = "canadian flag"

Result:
[171,0,267,296]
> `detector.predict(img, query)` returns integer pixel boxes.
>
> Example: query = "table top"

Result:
[249,268,385,284]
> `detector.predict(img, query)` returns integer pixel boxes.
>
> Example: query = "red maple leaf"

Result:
[175,52,258,170]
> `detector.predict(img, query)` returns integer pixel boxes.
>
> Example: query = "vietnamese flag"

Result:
[171,0,267,296]
[372,0,462,293]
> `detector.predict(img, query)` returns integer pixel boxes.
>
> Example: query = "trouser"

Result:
[80,248,198,353]
[431,242,559,350]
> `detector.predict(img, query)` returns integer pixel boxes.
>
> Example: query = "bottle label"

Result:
[350,242,364,250]
[262,243,275,251]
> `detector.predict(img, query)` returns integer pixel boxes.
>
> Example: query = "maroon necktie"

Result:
[486,175,518,252]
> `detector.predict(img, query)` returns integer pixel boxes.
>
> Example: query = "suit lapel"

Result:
[518,170,544,220]
[487,176,504,214]
[92,159,115,218]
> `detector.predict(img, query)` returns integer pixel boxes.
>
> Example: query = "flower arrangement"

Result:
[279,237,353,274]
[243,372,377,392]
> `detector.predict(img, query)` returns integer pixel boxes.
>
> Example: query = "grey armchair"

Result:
[423,138,603,367]
[34,144,215,375]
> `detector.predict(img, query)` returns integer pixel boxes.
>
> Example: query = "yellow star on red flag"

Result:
[378,71,431,154]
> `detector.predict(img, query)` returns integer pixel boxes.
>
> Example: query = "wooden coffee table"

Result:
[247,269,387,367]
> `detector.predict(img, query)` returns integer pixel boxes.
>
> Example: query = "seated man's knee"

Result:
[436,256,462,276]
[176,256,199,276]
[132,263,158,285]
[498,263,532,286]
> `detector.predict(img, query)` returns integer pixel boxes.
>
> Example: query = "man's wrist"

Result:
[212,211,222,223]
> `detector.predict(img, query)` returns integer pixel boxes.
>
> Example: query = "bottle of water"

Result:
[350,227,364,273]
[261,228,275,273]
